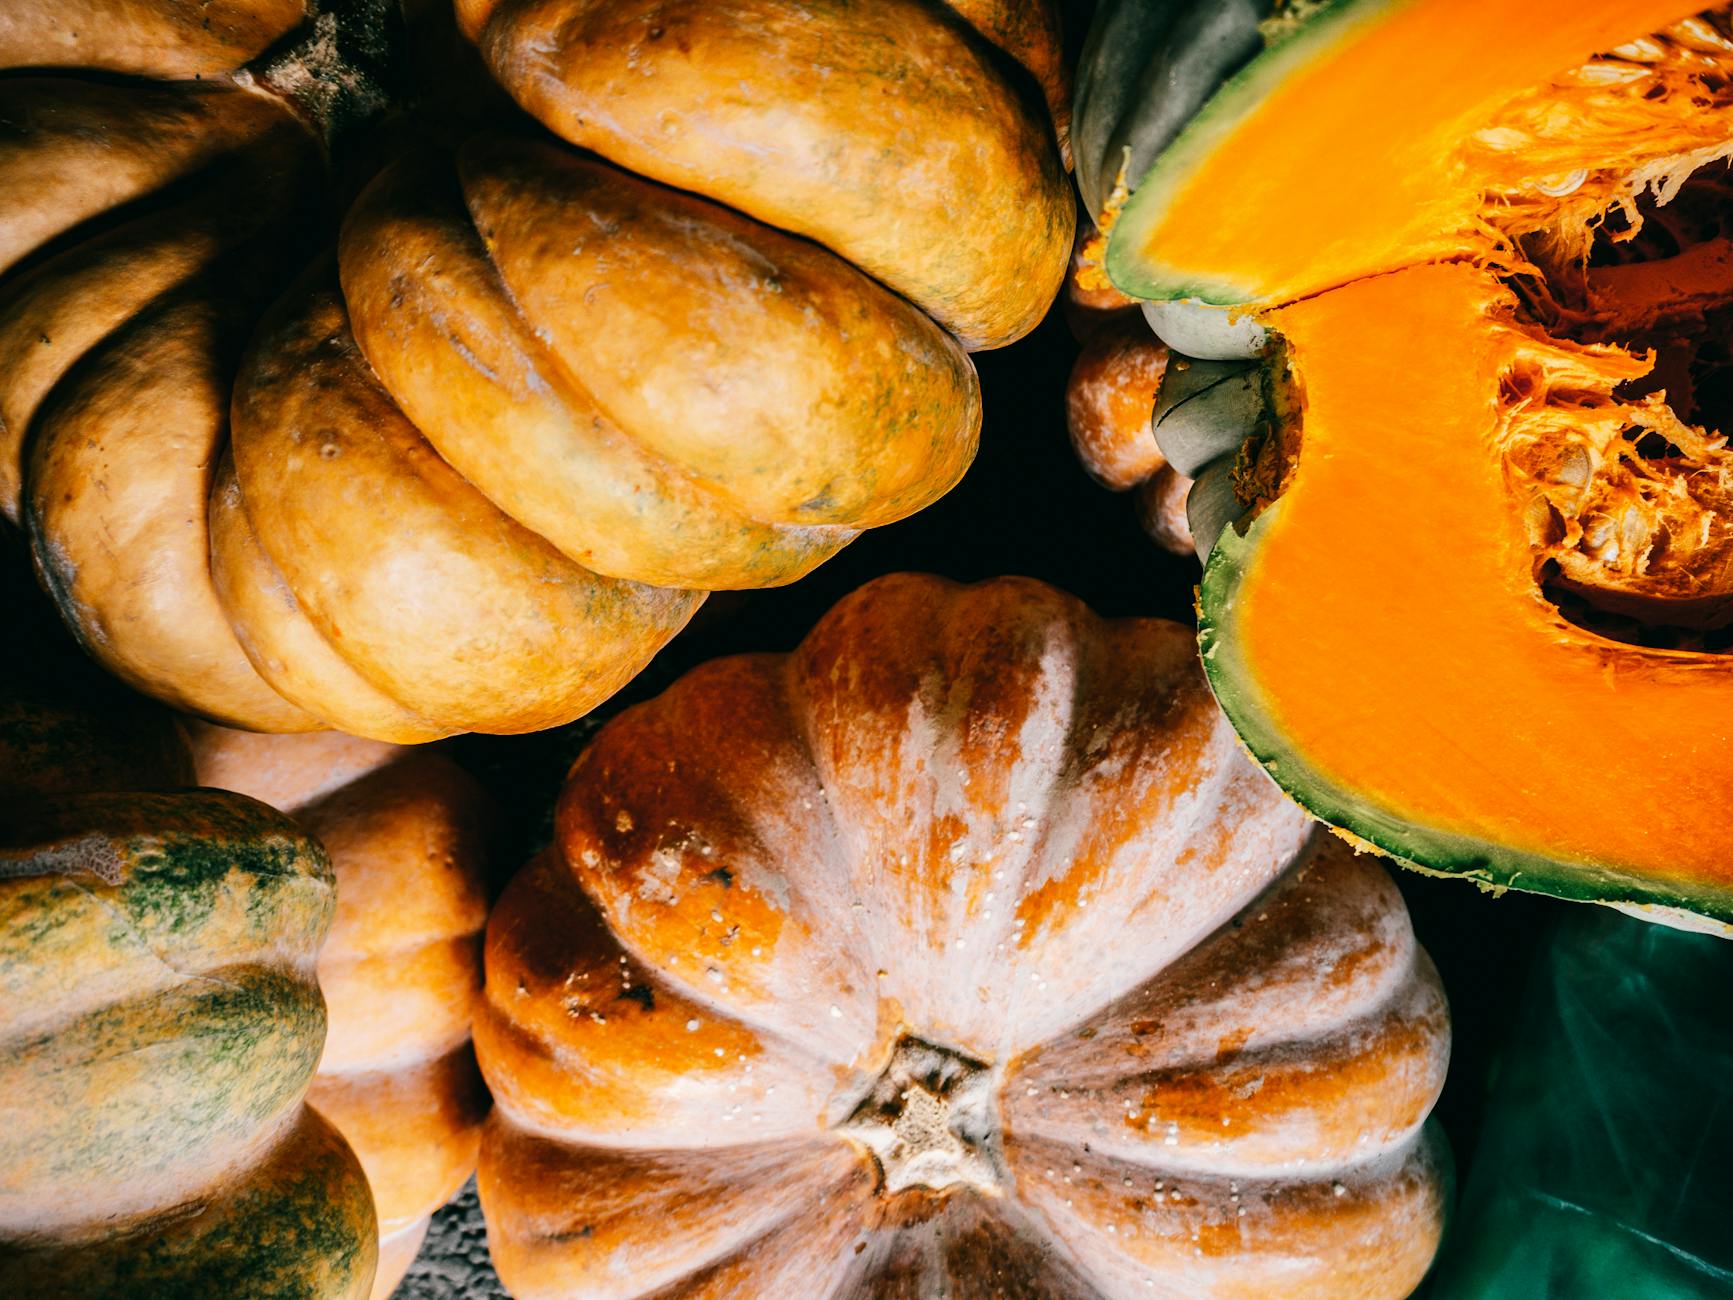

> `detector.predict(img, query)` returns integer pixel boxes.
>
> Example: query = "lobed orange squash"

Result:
[4,0,1073,740]
[474,574,1451,1298]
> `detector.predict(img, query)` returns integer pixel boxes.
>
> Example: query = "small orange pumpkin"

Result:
[475,574,1451,1298]
[187,724,492,1300]
[1065,312,1195,557]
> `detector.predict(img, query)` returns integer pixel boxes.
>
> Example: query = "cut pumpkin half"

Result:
[1085,0,1733,928]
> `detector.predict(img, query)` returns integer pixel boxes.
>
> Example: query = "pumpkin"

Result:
[460,0,1072,352]
[0,694,376,1296]
[1075,0,1733,928]
[185,723,492,1299]
[1065,311,1195,556]
[473,573,1451,1298]
[6,1,1071,743]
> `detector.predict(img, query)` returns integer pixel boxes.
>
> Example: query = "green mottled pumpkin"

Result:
[0,737,377,1294]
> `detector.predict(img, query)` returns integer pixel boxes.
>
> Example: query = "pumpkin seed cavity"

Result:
[1466,13,1733,644]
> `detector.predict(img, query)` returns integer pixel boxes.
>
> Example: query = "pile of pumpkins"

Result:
[4,0,1732,1296]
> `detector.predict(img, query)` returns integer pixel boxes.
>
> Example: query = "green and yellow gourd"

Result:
[1078,0,1733,930]
[0,692,377,1295]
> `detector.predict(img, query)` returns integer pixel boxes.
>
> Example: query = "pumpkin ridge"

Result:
[0,182,274,522]
[23,288,323,733]
[339,152,849,590]
[543,835,857,1077]
[452,145,863,545]
[476,1121,874,1294]
[208,454,455,744]
[229,269,703,735]
[469,0,1071,349]
[453,133,976,532]
[1004,957,1428,1126]
[44,874,323,1003]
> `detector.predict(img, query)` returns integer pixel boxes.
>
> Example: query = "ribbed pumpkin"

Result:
[0,0,334,732]
[187,723,492,1300]
[475,574,1451,1298]
[0,0,701,741]
[5,1,1073,745]
[0,694,377,1296]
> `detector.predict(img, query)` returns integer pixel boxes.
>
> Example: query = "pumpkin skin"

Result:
[1064,313,1195,556]
[0,54,326,732]
[0,0,695,740]
[187,723,492,1300]
[0,709,377,1297]
[474,574,1451,1298]
[461,0,1074,353]
[5,1,1046,740]
[1076,1,1733,928]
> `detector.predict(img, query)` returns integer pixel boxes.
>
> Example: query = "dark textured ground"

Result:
[400,1182,505,1299]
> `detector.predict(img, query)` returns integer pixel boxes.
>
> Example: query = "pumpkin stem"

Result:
[834,1034,1007,1197]
[239,0,406,156]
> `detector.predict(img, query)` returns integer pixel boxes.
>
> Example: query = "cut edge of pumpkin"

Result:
[1200,519,1733,933]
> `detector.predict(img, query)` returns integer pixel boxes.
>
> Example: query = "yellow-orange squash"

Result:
[8,1,1070,743]
[0,0,328,732]
[475,574,1451,1298]
[187,724,492,1300]
[0,692,377,1296]
[1064,312,1195,555]
[461,0,1072,351]
[1080,0,1733,928]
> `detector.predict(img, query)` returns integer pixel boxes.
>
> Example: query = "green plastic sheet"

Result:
[1429,908,1733,1299]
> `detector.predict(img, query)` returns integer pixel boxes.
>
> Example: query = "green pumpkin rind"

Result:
[1196,522,1733,932]
[0,787,379,1294]
[1098,0,1388,302]
[1072,0,1272,223]
[0,1108,377,1300]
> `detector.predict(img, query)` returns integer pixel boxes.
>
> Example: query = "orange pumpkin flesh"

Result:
[1210,262,1733,920]
[186,724,492,1300]
[1098,2,1733,925]
[1108,0,1719,305]
[475,575,1450,1297]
